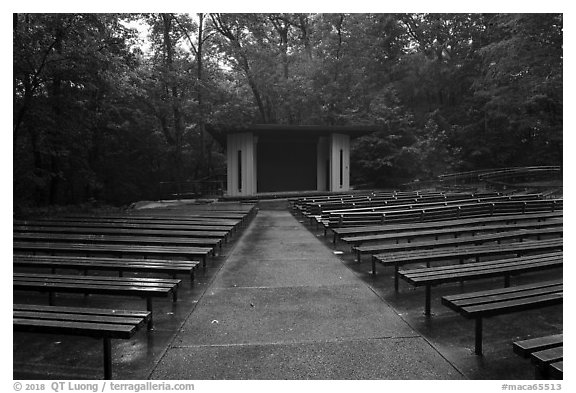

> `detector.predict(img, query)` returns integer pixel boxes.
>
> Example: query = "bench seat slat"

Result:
[460,292,563,318]
[446,285,562,307]
[548,361,563,379]
[14,233,222,247]
[356,227,563,255]
[405,257,560,279]
[374,239,563,271]
[16,259,197,270]
[14,277,180,288]
[401,252,562,276]
[442,280,562,302]
[13,318,136,339]
[15,220,233,231]
[33,216,239,226]
[531,346,563,365]
[343,220,563,245]
[14,281,174,295]
[14,242,212,253]
[14,255,199,271]
[14,226,228,238]
[404,258,562,285]
[14,272,181,285]
[513,334,563,357]
[14,311,146,327]
[13,304,151,319]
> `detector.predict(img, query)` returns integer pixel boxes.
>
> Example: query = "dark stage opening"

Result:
[257,136,317,192]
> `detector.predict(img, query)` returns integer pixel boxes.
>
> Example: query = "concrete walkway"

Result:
[150,209,463,379]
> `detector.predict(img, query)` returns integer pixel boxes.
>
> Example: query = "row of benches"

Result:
[513,334,563,379]
[291,189,446,210]
[301,191,504,216]
[295,190,538,219]
[331,211,563,244]
[13,204,257,379]
[355,226,562,262]
[314,193,534,217]
[320,198,562,229]
[292,192,563,378]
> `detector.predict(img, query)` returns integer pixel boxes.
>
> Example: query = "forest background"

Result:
[12,13,563,207]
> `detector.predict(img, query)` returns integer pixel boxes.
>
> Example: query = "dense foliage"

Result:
[13,13,562,206]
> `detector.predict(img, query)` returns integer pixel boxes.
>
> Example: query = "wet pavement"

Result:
[13,200,562,380]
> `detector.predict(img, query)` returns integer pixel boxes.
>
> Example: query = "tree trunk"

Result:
[48,21,65,205]
[197,13,206,165]
[161,13,184,188]
[210,14,269,123]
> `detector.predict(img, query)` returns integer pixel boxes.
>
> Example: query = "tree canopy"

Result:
[13,13,562,207]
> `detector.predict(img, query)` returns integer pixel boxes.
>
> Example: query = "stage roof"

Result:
[206,124,380,146]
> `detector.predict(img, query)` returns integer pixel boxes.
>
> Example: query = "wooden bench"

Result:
[331,211,563,244]
[342,219,563,247]
[372,238,564,290]
[13,241,212,268]
[14,254,199,283]
[30,216,241,231]
[14,219,234,233]
[305,192,500,214]
[13,273,181,330]
[398,252,563,315]
[354,226,563,262]
[513,334,563,379]
[305,194,460,215]
[324,199,562,229]
[13,304,150,379]
[139,208,255,229]
[320,193,528,217]
[441,280,562,355]
[298,191,459,218]
[60,212,250,221]
[13,232,222,253]
[322,194,542,218]
[14,225,229,242]
[66,213,242,222]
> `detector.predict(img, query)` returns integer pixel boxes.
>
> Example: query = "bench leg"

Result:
[371,259,376,276]
[103,337,112,380]
[534,365,546,380]
[146,298,154,330]
[49,292,55,306]
[425,285,431,316]
[475,318,483,356]
[394,267,399,292]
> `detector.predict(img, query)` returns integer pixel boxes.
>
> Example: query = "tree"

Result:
[13,13,563,207]
[13,13,142,205]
